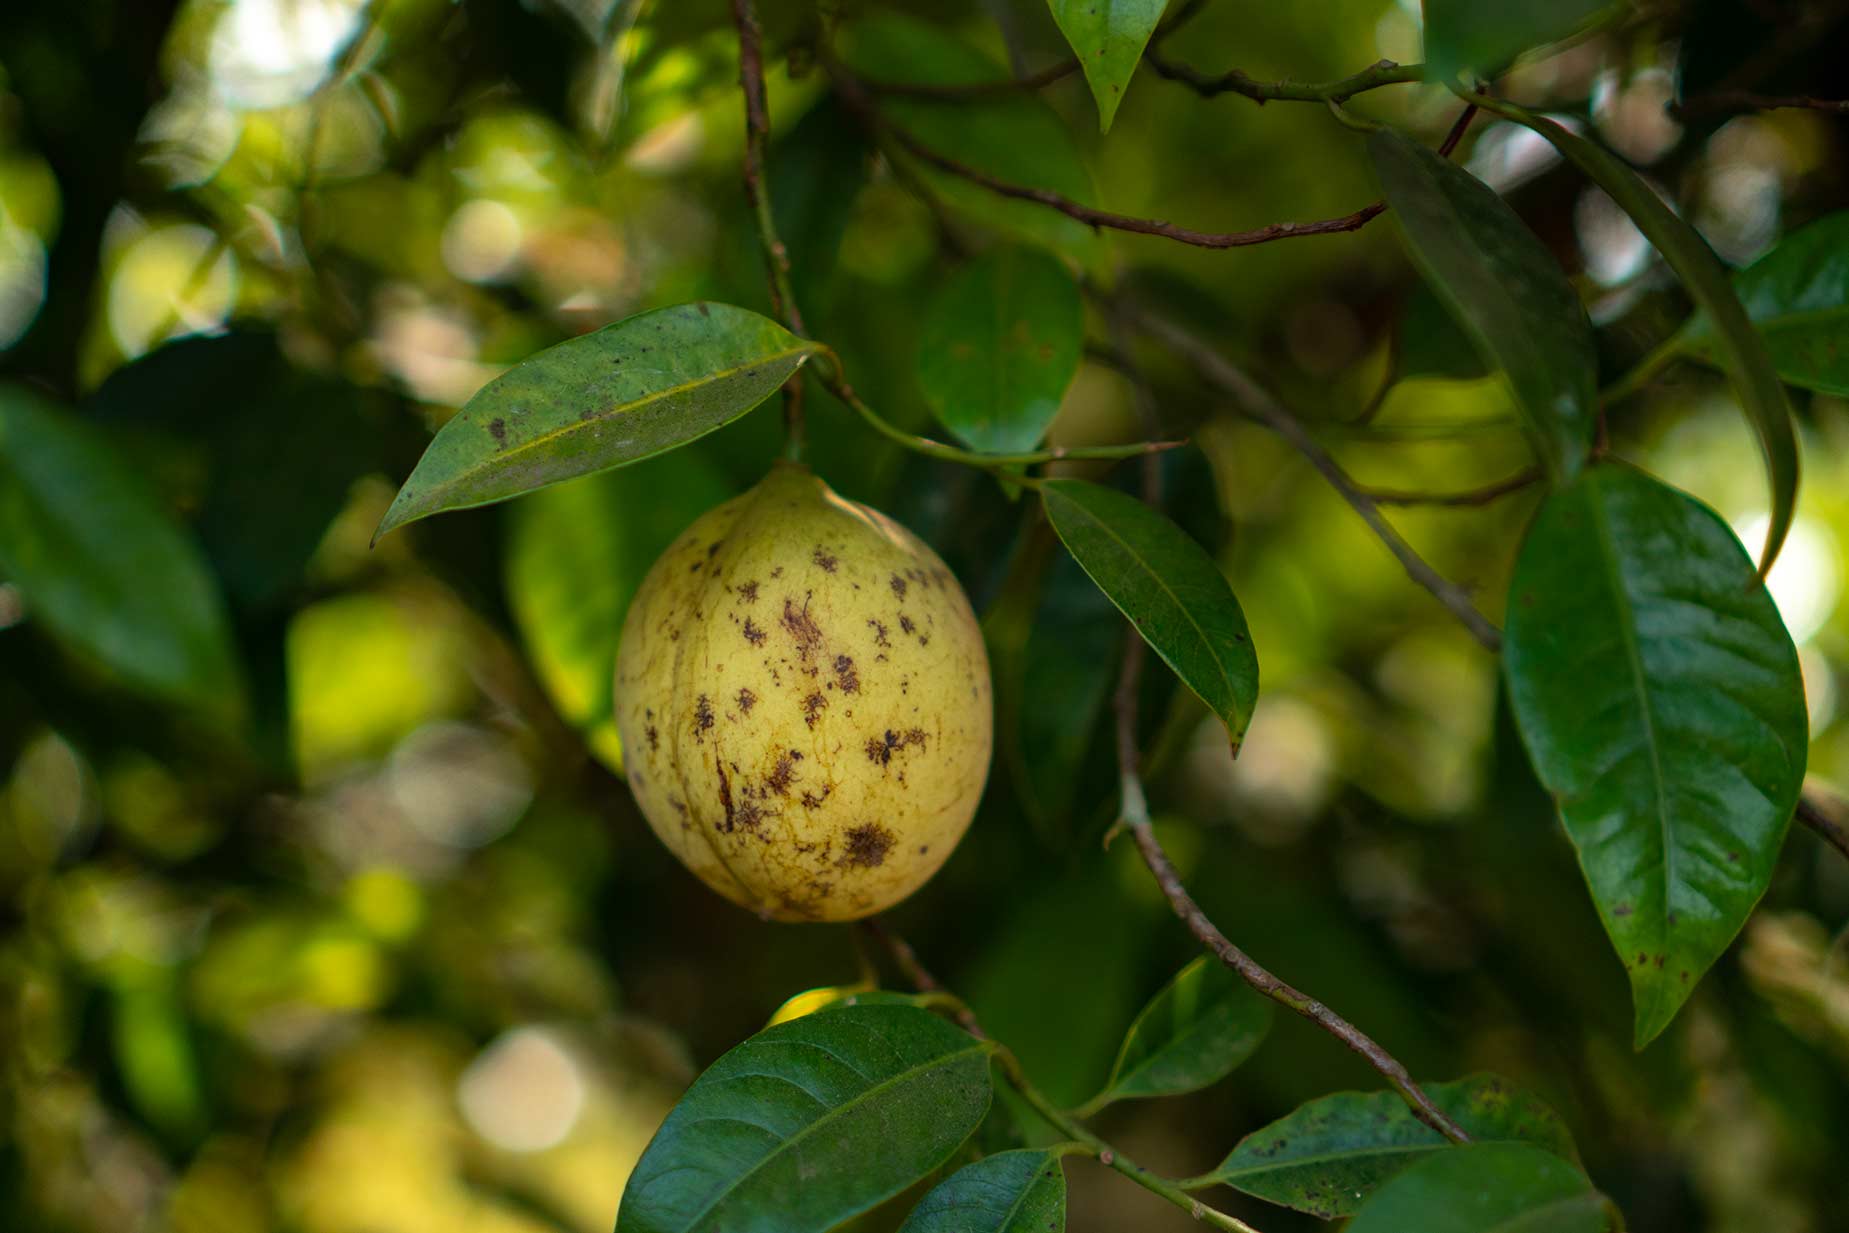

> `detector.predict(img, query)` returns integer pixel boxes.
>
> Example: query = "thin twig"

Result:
[1671,91,1849,120]
[1144,54,1425,103]
[1357,466,1542,507]
[1110,634,1471,1144]
[867,919,1267,1233]
[1124,307,1504,651]
[730,0,807,455]
[885,122,1386,249]
[858,918,986,1038]
[1798,789,1849,866]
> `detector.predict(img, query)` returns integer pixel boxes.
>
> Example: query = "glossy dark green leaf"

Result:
[1421,0,1613,87]
[1368,129,1595,483]
[0,386,243,721]
[1190,1074,1578,1218]
[616,1003,993,1233]
[1476,97,1797,576]
[772,96,870,319]
[1503,463,1807,1046]
[1082,956,1272,1112]
[917,246,1082,454]
[1047,0,1166,132]
[1040,479,1258,746]
[844,13,1105,266]
[1681,210,1849,395]
[504,450,735,773]
[898,1149,1067,1233]
[1399,283,1490,380]
[1348,1143,1610,1233]
[376,302,818,541]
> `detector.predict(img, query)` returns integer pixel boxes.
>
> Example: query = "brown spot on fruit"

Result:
[736,687,757,715]
[802,692,827,727]
[813,546,838,572]
[738,580,760,604]
[766,751,798,796]
[833,655,859,693]
[865,727,928,766]
[890,574,907,599]
[868,619,890,648]
[645,725,659,752]
[714,763,764,833]
[782,596,823,659]
[839,823,895,868]
[898,613,915,635]
[742,618,766,646]
[693,695,714,737]
[800,786,831,809]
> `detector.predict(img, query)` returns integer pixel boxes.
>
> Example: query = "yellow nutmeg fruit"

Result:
[613,462,993,922]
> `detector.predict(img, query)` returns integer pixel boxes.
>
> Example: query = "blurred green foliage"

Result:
[2,1,1849,1231]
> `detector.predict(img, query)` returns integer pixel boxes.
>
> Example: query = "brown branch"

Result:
[730,0,807,453]
[1111,581,1470,1143]
[1797,788,1849,866]
[1671,91,1849,121]
[1123,306,1504,651]
[1357,466,1542,507]
[1143,54,1425,103]
[858,918,987,1039]
[884,122,1387,250]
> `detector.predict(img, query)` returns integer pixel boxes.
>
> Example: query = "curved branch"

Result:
[1144,54,1424,103]
[1122,306,1504,651]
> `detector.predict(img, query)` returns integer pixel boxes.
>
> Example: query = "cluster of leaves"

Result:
[7,0,1849,1230]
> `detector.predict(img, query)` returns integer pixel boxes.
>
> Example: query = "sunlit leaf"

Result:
[765,986,924,1028]
[843,13,1105,267]
[1368,129,1595,483]
[1421,0,1613,87]
[376,302,819,540]
[1503,463,1807,1046]
[504,451,735,772]
[1190,1074,1578,1218]
[1477,98,1798,576]
[1047,0,1166,132]
[898,1149,1067,1233]
[917,245,1082,454]
[0,385,243,721]
[617,1003,992,1233]
[1680,210,1849,395]
[1347,1143,1610,1233]
[1040,479,1258,747]
[1082,955,1271,1112]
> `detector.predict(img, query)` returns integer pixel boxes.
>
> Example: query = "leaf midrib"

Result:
[437,339,812,493]
[675,1036,987,1231]
[1584,479,1673,984]
[1046,485,1243,723]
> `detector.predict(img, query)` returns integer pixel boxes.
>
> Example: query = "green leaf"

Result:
[1191,1074,1579,1218]
[1047,0,1167,132]
[1083,956,1272,1112]
[1503,463,1808,1046]
[844,13,1105,267]
[897,1149,1067,1233]
[1040,479,1258,746]
[504,450,736,773]
[917,245,1083,454]
[375,302,818,541]
[616,1003,993,1233]
[1680,210,1849,395]
[1368,129,1595,483]
[1472,97,1798,577]
[1399,282,1490,380]
[1348,1143,1610,1233]
[0,385,243,721]
[1421,0,1613,87]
